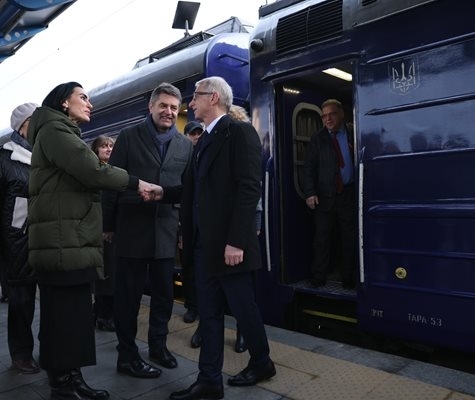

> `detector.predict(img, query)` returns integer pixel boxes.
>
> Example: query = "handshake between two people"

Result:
[138,179,164,201]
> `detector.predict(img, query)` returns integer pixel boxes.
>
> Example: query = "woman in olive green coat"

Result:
[28,82,160,400]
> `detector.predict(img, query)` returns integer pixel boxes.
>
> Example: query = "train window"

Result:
[292,102,323,198]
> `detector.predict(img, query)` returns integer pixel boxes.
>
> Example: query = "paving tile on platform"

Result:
[364,374,453,400]
[258,363,314,398]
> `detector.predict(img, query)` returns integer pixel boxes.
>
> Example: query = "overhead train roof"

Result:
[0,0,76,64]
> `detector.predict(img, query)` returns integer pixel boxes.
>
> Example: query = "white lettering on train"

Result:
[408,313,443,327]
[370,309,384,318]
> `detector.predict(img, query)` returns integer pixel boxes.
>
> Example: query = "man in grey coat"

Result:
[103,83,193,378]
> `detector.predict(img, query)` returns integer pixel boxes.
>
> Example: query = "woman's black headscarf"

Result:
[42,81,83,115]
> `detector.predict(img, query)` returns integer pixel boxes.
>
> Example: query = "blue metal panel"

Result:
[205,33,250,106]
[356,24,475,350]
[7,0,73,11]
[0,0,76,63]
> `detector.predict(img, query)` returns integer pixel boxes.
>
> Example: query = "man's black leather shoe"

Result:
[117,358,161,378]
[183,309,198,323]
[227,360,276,386]
[190,327,202,348]
[149,347,178,369]
[169,381,224,400]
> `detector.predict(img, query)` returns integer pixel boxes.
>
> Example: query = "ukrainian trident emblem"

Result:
[389,58,419,94]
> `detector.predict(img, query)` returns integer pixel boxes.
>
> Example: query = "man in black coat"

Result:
[302,99,357,289]
[170,77,275,400]
[103,83,192,378]
[0,102,40,374]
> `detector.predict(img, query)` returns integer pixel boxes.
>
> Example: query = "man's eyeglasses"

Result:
[192,91,214,101]
[321,111,339,120]
[188,130,203,137]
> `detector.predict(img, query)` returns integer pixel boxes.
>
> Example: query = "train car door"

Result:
[271,62,358,332]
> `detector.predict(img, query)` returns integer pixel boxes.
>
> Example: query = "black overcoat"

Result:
[181,115,262,276]
[103,119,192,259]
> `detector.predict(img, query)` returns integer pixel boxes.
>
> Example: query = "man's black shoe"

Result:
[190,327,202,348]
[149,347,178,369]
[227,360,276,386]
[169,381,224,400]
[183,309,198,323]
[309,278,327,288]
[117,358,161,378]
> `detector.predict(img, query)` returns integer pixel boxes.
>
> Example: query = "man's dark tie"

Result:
[199,130,211,148]
[331,132,344,193]
[196,130,210,165]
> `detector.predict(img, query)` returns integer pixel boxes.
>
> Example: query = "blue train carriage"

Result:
[81,17,251,142]
[249,0,475,352]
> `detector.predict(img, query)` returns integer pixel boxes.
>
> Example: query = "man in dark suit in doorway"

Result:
[170,76,275,400]
[103,83,193,378]
[302,99,356,289]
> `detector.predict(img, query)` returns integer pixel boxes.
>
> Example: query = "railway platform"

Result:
[0,298,473,400]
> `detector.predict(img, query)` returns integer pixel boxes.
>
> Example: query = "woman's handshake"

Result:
[138,179,164,201]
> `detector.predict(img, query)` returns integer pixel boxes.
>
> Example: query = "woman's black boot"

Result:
[70,369,109,400]
[47,370,83,400]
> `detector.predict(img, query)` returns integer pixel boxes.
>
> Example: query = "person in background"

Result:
[0,103,40,374]
[227,104,249,122]
[171,77,275,400]
[184,120,203,147]
[180,121,203,324]
[102,82,193,379]
[28,82,162,400]
[91,135,117,332]
[0,249,9,302]
[0,127,12,306]
[302,98,356,289]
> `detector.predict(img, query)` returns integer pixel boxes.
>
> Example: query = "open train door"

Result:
[264,62,359,334]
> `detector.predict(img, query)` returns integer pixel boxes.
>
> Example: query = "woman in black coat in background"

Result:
[0,103,40,374]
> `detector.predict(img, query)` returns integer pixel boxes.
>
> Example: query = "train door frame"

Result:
[267,58,360,335]
[273,61,357,284]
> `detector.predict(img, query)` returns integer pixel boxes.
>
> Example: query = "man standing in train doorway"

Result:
[102,83,193,378]
[302,99,357,289]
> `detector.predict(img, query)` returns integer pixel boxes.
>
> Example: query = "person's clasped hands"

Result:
[138,179,164,201]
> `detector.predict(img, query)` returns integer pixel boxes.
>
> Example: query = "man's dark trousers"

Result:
[114,256,175,361]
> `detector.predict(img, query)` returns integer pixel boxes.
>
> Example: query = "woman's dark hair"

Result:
[42,81,83,115]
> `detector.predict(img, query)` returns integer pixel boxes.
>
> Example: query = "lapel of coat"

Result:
[162,134,180,166]
[199,115,230,174]
[138,120,161,165]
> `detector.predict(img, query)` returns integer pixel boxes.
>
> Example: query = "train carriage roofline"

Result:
[81,17,252,141]
[87,16,252,112]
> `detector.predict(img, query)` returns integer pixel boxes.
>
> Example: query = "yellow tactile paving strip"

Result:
[136,305,475,400]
